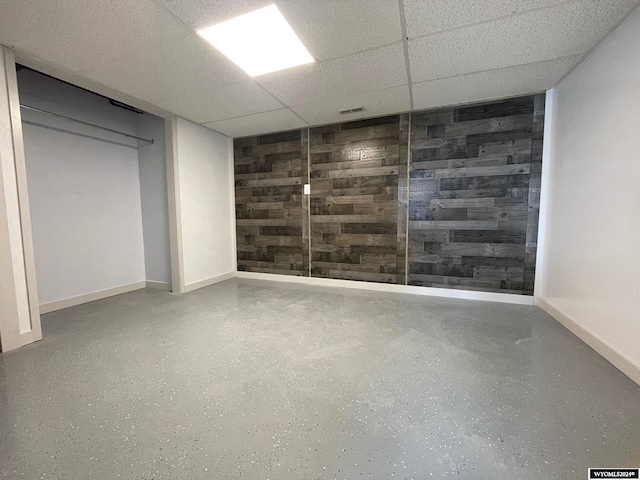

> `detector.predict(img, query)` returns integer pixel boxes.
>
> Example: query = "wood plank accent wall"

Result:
[233,94,545,295]
[234,130,306,276]
[309,115,407,284]
[408,94,544,294]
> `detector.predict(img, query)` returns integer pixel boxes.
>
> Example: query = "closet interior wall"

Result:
[234,94,545,296]
[18,68,171,308]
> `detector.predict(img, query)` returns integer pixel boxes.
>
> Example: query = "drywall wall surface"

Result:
[18,69,146,304]
[538,6,640,368]
[176,118,235,286]
[137,113,171,284]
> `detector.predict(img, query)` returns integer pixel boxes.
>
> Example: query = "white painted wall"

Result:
[537,7,640,377]
[19,69,146,304]
[137,113,171,285]
[175,118,235,287]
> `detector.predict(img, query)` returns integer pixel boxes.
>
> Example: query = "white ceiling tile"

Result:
[258,43,407,107]
[408,0,637,83]
[403,0,564,38]
[202,108,308,137]
[156,0,402,60]
[409,0,636,82]
[155,82,284,124]
[76,34,248,105]
[155,0,270,30]
[276,0,402,60]
[0,0,190,73]
[411,56,583,111]
[2,0,637,135]
[291,86,410,126]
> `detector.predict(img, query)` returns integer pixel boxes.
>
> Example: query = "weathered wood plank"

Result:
[439,242,525,257]
[311,166,399,179]
[430,198,494,208]
[409,220,499,230]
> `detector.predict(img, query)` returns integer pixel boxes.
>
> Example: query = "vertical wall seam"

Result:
[404,112,411,286]
[307,127,311,277]
[398,0,414,109]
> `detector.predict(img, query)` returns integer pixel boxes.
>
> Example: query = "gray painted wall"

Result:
[18,69,170,304]
[137,113,171,285]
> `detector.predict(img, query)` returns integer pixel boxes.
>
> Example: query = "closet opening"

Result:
[16,66,172,317]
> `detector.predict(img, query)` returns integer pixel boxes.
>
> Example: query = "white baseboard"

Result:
[183,271,236,293]
[235,271,534,306]
[145,281,172,291]
[39,281,146,314]
[536,297,640,387]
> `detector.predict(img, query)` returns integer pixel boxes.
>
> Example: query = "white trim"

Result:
[534,89,555,298]
[165,116,184,294]
[39,281,146,314]
[228,138,238,273]
[145,281,172,291]
[5,47,42,339]
[183,271,236,293]
[537,297,640,387]
[235,271,534,305]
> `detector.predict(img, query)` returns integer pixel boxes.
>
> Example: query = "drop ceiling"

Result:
[0,0,637,137]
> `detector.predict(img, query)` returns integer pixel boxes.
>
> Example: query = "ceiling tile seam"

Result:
[406,0,578,42]
[292,106,412,131]
[286,108,310,126]
[411,53,584,86]
[398,0,413,110]
[150,0,198,35]
[287,83,409,110]
[189,118,227,137]
[549,0,640,89]
[180,80,289,125]
[197,106,294,126]
[258,79,409,111]
[304,40,405,64]
[413,91,547,116]
[252,80,289,111]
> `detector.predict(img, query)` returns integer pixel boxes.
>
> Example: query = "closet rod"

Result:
[20,105,154,144]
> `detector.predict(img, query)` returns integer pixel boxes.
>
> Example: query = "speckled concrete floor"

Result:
[1,279,639,479]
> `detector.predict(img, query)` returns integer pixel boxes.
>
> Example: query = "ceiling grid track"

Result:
[397,0,414,110]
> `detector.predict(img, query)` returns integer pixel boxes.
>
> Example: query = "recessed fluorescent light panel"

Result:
[197,4,315,77]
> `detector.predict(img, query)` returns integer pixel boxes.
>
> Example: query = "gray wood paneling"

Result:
[408,95,544,295]
[234,95,544,295]
[309,116,405,284]
[234,131,306,276]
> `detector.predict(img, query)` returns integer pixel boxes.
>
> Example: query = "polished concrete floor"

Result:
[0,279,639,479]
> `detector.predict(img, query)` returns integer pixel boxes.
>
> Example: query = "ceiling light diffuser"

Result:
[197,4,315,77]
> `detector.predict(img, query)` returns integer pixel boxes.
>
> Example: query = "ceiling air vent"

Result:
[338,106,365,115]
